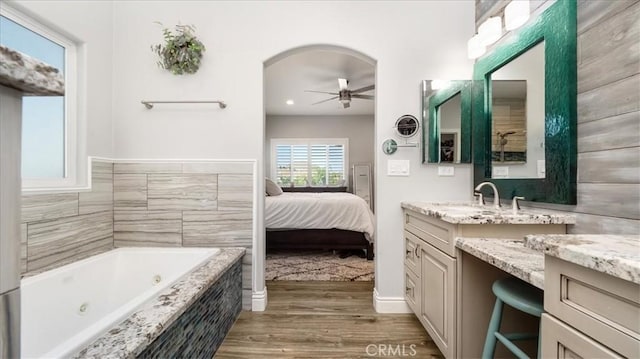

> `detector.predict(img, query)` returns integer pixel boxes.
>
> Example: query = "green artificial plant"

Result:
[152,23,205,75]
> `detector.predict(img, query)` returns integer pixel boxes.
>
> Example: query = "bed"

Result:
[265,191,375,260]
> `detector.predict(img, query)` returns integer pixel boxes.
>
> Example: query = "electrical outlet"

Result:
[438,166,454,176]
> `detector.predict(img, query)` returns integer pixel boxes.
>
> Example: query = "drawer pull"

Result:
[406,286,414,297]
[415,246,421,258]
[406,248,412,258]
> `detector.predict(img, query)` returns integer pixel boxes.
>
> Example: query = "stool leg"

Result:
[537,318,542,359]
[482,298,503,359]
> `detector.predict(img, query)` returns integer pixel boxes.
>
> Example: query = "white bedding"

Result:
[265,192,375,242]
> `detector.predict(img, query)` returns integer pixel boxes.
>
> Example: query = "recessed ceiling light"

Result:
[286,99,294,105]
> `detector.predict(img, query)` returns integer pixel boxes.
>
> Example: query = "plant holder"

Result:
[152,23,205,75]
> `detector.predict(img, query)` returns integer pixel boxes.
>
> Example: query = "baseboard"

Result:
[252,288,267,311]
[373,288,412,313]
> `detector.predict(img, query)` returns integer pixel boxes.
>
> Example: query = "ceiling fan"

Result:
[305,78,374,108]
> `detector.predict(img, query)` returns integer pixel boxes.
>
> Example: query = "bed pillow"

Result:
[265,178,283,196]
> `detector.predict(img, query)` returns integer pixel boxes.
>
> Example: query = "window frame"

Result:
[1,3,79,190]
[270,138,349,187]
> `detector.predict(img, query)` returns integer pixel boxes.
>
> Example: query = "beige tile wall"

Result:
[111,162,254,310]
[20,159,255,310]
[21,160,114,273]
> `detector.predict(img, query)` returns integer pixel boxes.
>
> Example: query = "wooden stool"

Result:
[482,277,544,359]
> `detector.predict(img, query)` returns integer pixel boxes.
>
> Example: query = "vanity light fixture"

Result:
[478,16,503,46]
[467,34,486,59]
[505,0,530,31]
[285,99,294,105]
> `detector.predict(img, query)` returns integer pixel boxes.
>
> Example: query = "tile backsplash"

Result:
[20,159,254,309]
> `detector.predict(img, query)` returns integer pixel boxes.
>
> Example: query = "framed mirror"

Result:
[422,80,472,163]
[472,0,577,204]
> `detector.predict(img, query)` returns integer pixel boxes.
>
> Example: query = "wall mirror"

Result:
[491,41,545,178]
[422,80,472,163]
[472,0,577,204]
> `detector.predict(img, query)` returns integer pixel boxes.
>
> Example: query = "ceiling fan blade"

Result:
[342,101,351,109]
[338,78,349,91]
[305,90,339,95]
[312,96,339,105]
[351,84,375,94]
[352,94,374,100]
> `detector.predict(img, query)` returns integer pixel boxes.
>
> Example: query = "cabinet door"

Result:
[541,314,624,358]
[420,243,456,358]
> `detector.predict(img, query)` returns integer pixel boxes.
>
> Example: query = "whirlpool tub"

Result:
[20,247,243,358]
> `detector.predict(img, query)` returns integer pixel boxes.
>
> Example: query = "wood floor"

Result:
[215,281,444,358]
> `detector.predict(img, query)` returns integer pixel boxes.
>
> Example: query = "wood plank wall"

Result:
[475,0,640,234]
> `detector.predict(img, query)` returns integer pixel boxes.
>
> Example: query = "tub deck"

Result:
[72,247,245,358]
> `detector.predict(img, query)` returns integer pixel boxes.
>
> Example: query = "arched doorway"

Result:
[256,44,377,310]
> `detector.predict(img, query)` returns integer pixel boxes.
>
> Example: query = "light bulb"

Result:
[467,34,486,59]
[505,0,530,30]
[478,17,503,46]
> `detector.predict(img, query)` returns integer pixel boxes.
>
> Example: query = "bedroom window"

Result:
[0,5,79,189]
[271,138,348,187]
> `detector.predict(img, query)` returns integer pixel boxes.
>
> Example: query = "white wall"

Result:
[10,0,114,185]
[265,115,374,190]
[107,0,476,311]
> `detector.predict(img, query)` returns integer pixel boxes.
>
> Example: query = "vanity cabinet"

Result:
[542,256,640,358]
[402,206,570,358]
[404,212,457,358]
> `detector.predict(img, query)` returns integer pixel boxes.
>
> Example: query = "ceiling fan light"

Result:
[505,0,530,30]
[478,16,502,46]
[467,34,486,59]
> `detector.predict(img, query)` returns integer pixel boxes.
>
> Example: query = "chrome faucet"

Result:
[512,196,525,214]
[474,182,501,209]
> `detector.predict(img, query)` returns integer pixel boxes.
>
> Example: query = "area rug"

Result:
[266,250,374,281]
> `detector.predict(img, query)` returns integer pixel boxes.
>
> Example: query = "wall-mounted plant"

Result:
[152,23,206,75]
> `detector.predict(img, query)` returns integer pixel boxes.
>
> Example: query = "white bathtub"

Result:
[20,247,220,359]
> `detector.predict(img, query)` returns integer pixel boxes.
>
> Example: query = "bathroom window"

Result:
[271,139,348,187]
[0,5,78,188]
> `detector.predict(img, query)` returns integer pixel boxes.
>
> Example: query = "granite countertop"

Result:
[525,234,640,284]
[74,247,246,359]
[0,45,64,95]
[401,201,576,225]
[455,237,545,289]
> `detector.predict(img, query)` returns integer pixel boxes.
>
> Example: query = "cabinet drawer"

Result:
[404,231,420,275]
[405,268,420,315]
[404,210,456,257]
[541,314,623,358]
[545,256,640,358]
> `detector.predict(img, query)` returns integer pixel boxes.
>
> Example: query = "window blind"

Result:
[274,140,346,187]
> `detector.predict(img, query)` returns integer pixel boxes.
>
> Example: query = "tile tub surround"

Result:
[138,260,241,359]
[524,234,640,284]
[74,247,245,358]
[455,237,545,289]
[21,160,114,274]
[112,161,254,310]
[401,201,576,225]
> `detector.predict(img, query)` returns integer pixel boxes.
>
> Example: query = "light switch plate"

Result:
[438,166,455,176]
[493,166,509,178]
[387,160,410,176]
